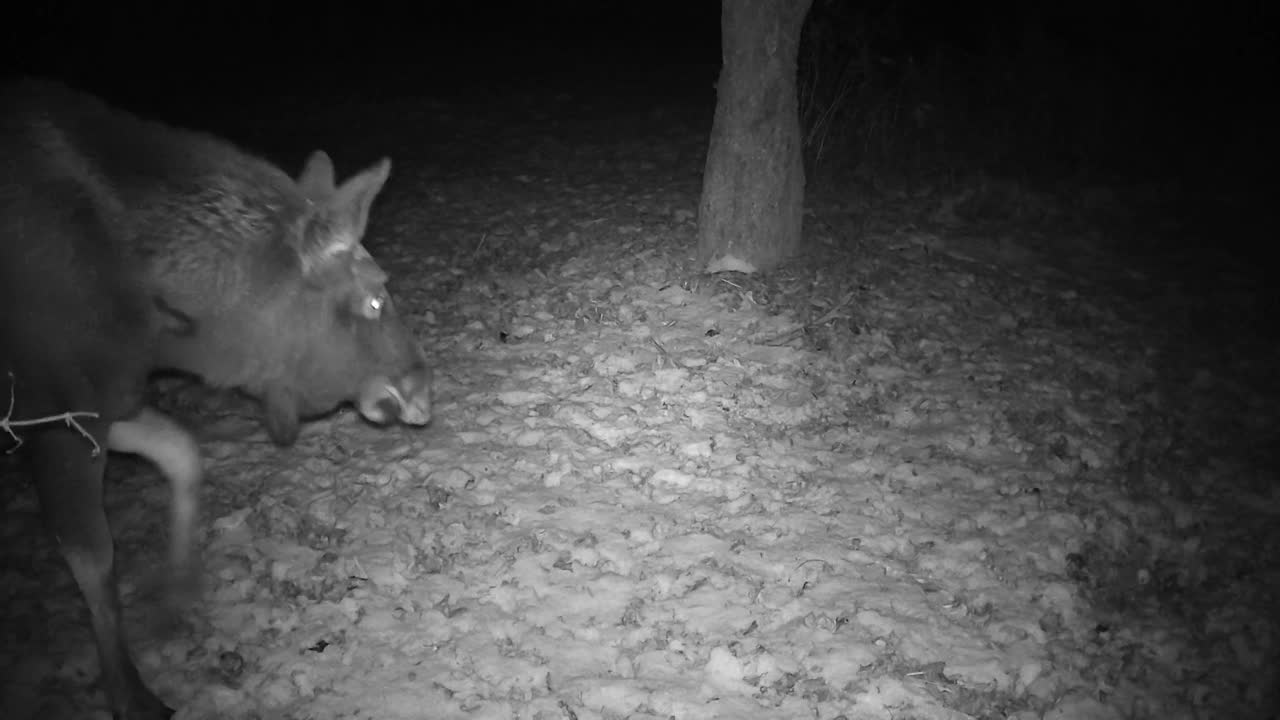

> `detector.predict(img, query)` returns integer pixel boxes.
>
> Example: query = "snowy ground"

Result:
[2,87,1276,720]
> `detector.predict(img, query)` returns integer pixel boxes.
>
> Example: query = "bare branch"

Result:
[2,372,103,456]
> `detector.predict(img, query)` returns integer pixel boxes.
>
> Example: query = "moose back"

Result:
[0,78,432,719]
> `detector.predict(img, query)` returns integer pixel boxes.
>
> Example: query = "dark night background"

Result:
[0,3,721,105]
[3,0,1274,212]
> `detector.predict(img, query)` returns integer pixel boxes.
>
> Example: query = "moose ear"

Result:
[325,157,392,247]
[296,157,393,270]
[297,150,336,202]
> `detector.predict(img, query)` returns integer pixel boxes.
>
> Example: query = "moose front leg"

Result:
[33,421,175,720]
[108,407,204,608]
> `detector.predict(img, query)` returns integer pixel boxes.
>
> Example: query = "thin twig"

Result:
[2,372,102,456]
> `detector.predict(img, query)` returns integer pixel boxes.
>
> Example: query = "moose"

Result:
[0,78,432,718]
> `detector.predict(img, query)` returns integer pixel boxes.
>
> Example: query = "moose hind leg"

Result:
[33,425,174,720]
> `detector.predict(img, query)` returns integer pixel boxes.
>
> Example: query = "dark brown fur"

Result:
[0,78,431,719]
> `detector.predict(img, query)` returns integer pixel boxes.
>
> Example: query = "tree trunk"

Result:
[697,0,813,273]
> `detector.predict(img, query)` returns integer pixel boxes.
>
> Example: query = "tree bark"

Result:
[697,0,813,273]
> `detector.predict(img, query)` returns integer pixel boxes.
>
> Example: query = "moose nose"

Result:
[357,365,432,427]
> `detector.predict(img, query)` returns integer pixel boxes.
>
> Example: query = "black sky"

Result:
[3,1,1273,194]
[2,2,722,98]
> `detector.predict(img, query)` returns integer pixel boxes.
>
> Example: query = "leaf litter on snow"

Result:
[2,91,1276,720]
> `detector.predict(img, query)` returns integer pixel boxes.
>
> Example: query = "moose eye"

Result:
[361,293,385,320]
